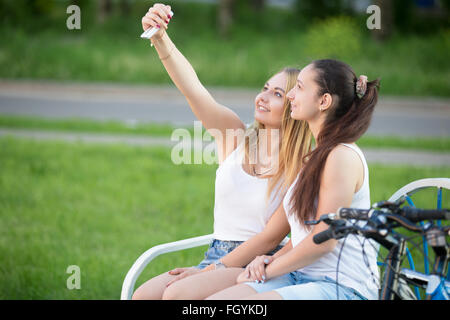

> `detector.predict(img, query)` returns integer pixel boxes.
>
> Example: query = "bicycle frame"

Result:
[370,221,449,300]
[379,236,407,300]
[425,275,450,300]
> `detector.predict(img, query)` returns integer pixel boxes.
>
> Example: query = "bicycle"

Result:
[306,199,450,300]
[121,178,449,300]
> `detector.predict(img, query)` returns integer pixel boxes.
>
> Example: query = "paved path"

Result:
[0,80,449,167]
[1,80,449,137]
[1,128,449,167]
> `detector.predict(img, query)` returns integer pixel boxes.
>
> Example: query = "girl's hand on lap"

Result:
[166,267,199,287]
[237,255,273,283]
[236,270,252,284]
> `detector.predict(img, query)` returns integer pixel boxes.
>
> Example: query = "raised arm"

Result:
[142,4,245,159]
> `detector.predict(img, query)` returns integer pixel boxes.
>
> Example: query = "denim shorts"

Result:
[245,271,367,300]
[195,239,283,269]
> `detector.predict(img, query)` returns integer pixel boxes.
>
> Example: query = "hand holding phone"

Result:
[141,5,173,39]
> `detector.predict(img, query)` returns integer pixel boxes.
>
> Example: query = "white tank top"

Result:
[283,143,380,299]
[213,142,282,241]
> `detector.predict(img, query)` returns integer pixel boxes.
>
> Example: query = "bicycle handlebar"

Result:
[336,207,371,220]
[335,207,450,223]
[313,207,449,245]
[399,207,450,223]
[313,228,336,245]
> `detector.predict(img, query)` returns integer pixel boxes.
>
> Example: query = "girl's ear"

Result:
[319,93,333,112]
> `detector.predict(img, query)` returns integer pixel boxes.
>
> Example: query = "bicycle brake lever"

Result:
[329,222,354,240]
[374,197,406,210]
[305,213,337,225]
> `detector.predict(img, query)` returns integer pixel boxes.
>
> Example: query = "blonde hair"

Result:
[243,67,312,202]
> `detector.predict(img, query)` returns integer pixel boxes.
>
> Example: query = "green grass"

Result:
[0,114,449,152]
[0,137,448,299]
[0,137,216,299]
[358,135,450,153]
[0,2,449,97]
[0,114,181,137]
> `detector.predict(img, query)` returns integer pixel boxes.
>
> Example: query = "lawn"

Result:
[0,137,216,299]
[0,137,448,299]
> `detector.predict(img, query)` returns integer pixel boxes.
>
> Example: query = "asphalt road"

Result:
[0,80,449,137]
[1,127,449,167]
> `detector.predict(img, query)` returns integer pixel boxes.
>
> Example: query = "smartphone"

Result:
[141,11,174,39]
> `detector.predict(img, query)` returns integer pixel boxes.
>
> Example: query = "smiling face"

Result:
[286,64,323,122]
[254,71,288,129]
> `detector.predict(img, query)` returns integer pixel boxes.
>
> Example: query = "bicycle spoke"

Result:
[437,187,442,227]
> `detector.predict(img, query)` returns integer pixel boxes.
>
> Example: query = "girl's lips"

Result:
[256,104,270,112]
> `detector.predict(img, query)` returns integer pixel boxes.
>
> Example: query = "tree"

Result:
[98,0,112,24]
[371,0,394,41]
[251,0,266,12]
[294,0,349,23]
[218,0,235,37]
[119,0,131,16]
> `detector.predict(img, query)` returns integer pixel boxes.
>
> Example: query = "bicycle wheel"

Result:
[382,178,450,299]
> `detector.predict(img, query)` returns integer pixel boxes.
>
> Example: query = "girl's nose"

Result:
[259,91,269,102]
[286,88,294,101]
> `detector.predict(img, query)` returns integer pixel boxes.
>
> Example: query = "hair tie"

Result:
[356,75,368,98]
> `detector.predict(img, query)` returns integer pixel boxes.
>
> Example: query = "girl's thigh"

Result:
[132,271,177,300]
[162,268,244,300]
[274,281,363,300]
[241,290,283,300]
[207,273,294,300]
[205,283,259,300]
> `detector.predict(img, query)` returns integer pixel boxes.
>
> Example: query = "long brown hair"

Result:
[290,59,380,226]
[244,67,312,201]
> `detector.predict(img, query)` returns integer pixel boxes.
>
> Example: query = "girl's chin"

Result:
[290,110,302,120]
[254,112,267,123]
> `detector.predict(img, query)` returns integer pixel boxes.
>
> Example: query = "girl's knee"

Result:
[162,285,181,300]
[162,282,193,300]
[132,286,148,300]
[132,279,167,300]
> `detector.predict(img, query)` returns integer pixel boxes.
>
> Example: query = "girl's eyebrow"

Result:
[266,83,285,93]
[297,79,304,86]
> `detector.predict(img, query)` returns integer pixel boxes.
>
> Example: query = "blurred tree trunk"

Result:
[119,0,131,16]
[218,0,234,38]
[372,0,393,41]
[70,0,88,8]
[251,0,266,12]
[98,0,113,24]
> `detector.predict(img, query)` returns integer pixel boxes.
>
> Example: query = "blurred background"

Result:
[0,0,449,94]
[0,0,449,300]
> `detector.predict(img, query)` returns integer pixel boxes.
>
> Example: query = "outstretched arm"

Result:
[142,4,245,160]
